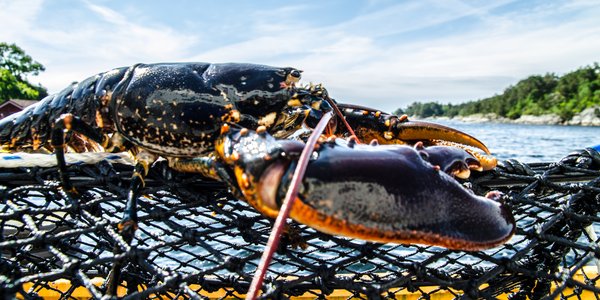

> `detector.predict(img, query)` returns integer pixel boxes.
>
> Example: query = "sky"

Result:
[1,0,599,113]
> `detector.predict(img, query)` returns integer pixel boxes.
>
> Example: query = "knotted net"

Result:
[1,148,599,299]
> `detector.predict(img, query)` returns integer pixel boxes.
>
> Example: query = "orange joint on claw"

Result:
[383,131,393,140]
[64,187,78,195]
[101,134,111,148]
[452,169,471,179]
[287,99,302,107]
[220,124,230,135]
[118,220,139,232]
[231,110,240,122]
[62,114,74,130]
[32,138,41,150]
[230,150,240,162]
[240,172,251,189]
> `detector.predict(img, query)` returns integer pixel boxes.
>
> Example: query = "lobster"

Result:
[0,63,515,294]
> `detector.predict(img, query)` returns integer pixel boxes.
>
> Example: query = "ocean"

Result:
[433,120,600,163]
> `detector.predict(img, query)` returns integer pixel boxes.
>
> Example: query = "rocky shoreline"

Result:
[423,106,600,126]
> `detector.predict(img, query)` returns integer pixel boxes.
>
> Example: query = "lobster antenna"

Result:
[246,111,334,300]
[324,97,360,143]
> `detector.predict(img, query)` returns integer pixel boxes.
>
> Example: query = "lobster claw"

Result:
[385,119,497,171]
[415,142,483,179]
[217,127,515,251]
[280,139,514,250]
[335,105,496,171]
[392,120,490,154]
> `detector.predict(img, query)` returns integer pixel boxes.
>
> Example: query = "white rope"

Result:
[0,152,134,168]
[584,225,600,274]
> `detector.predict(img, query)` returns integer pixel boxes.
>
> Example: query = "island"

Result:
[395,63,600,126]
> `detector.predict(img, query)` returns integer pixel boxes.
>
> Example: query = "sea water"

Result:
[433,121,599,162]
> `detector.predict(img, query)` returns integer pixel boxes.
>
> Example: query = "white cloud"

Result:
[0,0,44,42]
[311,19,600,111]
[1,0,598,113]
[1,0,198,93]
[181,0,599,112]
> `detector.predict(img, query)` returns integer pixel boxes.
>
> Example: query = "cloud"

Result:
[82,3,197,60]
[1,0,598,113]
[0,0,198,93]
[181,0,599,112]
[327,0,509,40]
[311,18,600,111]
[0,0,44,42]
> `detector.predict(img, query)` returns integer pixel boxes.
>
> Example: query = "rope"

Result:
[0,152,134,168]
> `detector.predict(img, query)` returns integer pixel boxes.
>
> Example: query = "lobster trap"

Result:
[0,148,599,299]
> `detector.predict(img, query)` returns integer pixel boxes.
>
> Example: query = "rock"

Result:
[417,107,600,126]
[567,107,600,126]
[452,113,509,123]
[513,114,562,125]
[421,116,451,122]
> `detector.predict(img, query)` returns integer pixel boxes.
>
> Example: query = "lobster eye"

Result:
[290,70,302,78]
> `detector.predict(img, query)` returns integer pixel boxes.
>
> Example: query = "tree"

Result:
[0,43,47,102]
[395,63,600,120]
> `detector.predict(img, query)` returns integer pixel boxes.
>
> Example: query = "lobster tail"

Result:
[0,67,130,151]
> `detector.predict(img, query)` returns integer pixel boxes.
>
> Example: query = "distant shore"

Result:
[422,106,600,126]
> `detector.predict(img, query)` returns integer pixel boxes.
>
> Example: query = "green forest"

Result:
[0,43,47,102]
[395,63,600,121]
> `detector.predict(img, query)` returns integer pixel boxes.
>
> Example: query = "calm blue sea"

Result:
[433,120,600,163]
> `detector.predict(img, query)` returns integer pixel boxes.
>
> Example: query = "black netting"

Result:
[1,148,599,299]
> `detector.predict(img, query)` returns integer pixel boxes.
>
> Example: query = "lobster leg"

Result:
[51,114,107,193]
[49,113,157,294]
[168,156,237,186]
[120,150,157,237]
[105,149,157,295]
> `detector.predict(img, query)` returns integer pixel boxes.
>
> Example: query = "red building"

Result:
[0,99,38,119]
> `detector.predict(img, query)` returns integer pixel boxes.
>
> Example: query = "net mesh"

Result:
[1,148,599,299]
